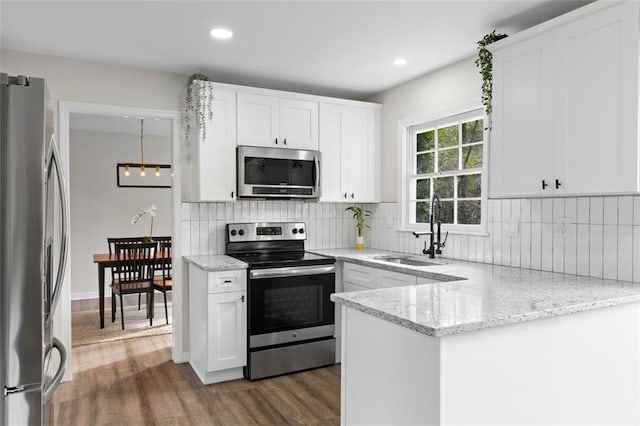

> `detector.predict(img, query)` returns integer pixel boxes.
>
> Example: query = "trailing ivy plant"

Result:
[184,73,214,142]
[475,30,508,116]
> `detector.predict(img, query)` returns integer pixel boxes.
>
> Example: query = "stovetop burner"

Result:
[229,250,335,269]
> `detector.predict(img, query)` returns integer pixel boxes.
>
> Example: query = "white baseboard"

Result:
[71,291,99,301]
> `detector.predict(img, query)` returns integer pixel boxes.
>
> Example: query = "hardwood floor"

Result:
[52,334,341,425]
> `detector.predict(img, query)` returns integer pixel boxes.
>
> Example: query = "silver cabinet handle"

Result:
[241,295,245,303]
[314,156,320,194]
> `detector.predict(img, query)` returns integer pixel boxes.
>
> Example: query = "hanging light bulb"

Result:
[155,166,160,177]
[124,164,130,176]
[140,165,146,177]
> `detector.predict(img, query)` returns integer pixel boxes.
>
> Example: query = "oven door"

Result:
[237,145,321,198]
[248,264,335,348]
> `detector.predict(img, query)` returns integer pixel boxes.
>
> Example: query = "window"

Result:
[400,105,486,234]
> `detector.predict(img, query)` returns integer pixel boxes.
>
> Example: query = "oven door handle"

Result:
[250,264,336,279]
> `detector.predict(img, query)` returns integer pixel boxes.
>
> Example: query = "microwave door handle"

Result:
[314,156,320,193]
[47,136,69,316]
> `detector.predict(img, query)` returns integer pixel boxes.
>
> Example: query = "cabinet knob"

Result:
[231,191,234,198]
[241,295,245,303]
[350,193,355,199]
[555,179,562,189]
[344,193,348,199]
[283,138,287,145]
[274,138,278,145]
[541,180,548,190]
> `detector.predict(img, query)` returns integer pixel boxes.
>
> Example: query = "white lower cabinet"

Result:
[189,265,247,384]
[342,261,440,290]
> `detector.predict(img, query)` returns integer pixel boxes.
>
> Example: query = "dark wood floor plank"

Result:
[53,333,339,426]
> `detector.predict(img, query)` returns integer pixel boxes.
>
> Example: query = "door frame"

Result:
[58,101,184,381]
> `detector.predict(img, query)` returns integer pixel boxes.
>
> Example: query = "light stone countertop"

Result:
[183,255,248,272]
[314,248,640,337]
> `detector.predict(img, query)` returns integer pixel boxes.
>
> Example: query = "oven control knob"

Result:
[298,228,304,234]
[230,230,237,236]
[238,229,245,236]
[292,228,298,234]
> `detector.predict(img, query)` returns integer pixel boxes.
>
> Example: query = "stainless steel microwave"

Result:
[237,145,321,199]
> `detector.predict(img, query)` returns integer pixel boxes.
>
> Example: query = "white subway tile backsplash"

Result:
[603,224,617,279]
[619,197,633,226]
[590,198,604,224]
[541,199,553,223]
[633,226,640,282]
[589,224,604,278]
[541,223,553,271]
[501,199,511,221]
[603,197,618,225]
[564,198,576,221]
[576,198,590,224]
[530,222,542,270]
[552,234,564,273]
[530,199,542,223]
[520,199,531,223]
[617,225,633,282]
[199,204,208,221]
[564,223,577,276]
[181,203,191,221]
[634,198,640,225]
[490,199,502,222]
[576,224,590,276]
[520,222,531,269]
[552,198,564,221]
[510,199,521,220]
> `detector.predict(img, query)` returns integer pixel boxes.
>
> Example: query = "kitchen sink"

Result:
[372,255,441,267]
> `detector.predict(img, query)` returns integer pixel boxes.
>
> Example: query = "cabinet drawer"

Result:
[208,269,247,294]
[343,262,377,289]
[343,281,371,292]
[379,269,418,288]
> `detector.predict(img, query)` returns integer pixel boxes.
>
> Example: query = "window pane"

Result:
[438,148,458,172]
[462,145,483,169]
[438,125,458,148]
[417,153,434,174]
[439,200,454,224]
[433,176,453,198]
[417,130,434,152]
[462,119,483,144]
[416,201,430,223]
[457,174,481,198]
[458,200,481,224]
[416,178,430,200]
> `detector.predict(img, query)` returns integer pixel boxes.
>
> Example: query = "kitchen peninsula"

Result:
[324,250,640,425]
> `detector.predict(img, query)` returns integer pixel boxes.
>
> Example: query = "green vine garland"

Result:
[184,73,214,142]
[475,30,508,116]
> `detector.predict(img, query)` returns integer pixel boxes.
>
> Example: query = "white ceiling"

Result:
[1,0,592,99]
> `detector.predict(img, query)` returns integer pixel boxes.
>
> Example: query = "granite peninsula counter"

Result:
[313,249,640,425]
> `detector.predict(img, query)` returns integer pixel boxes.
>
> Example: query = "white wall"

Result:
[367,57,481,202]
[70,129,172,298]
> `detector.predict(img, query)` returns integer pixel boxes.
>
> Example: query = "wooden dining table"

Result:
[92,252,169,329]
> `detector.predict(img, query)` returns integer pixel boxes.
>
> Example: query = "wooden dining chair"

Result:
[111,242,157,330]
[153,241,172,325]
[108,237,146,310]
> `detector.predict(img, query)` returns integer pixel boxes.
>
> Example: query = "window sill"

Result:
[397,227,489,237]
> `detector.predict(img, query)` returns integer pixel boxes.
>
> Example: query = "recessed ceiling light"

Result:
[209,28,233,40]
[393,58,407,67]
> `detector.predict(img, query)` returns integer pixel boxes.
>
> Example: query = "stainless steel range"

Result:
[225,222,336,380]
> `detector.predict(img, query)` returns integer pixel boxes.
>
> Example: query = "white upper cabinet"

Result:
[319,103,380,202]
[490,1,639,198]
[182,84,237,202]
[237,93,319,150]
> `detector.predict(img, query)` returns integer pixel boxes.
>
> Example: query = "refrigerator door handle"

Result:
[42,337,67,403]
[46,135,69,316]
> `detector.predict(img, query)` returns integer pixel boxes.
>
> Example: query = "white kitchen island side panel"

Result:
[341,303,640,425]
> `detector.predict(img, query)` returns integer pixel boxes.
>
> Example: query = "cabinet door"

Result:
[319,103,379,202]
[319,103,347,201]
[490,32,555,198]
[343,282,370,292]
[237,92,279,147]
[280,98,318,150]
[343,262,377,289]
[197,88,237,201]
[378,270,417,288]
[554,2,639,195]
[342,106,378,202]
[207,291,247,371]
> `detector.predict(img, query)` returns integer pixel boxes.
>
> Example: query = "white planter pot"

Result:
[356,235,365,252]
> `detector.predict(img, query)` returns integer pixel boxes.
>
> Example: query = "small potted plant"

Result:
[345,206,371,251]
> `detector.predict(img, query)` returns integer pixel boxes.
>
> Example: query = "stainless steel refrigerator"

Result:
[1,74,68,424]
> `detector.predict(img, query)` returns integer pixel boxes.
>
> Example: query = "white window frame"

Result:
[397,100,488,235]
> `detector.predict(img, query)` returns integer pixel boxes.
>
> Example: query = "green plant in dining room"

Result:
[345,206,371,237]
[132,204,157,243]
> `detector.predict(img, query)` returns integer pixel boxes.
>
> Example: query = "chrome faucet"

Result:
[412,193,448,258]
